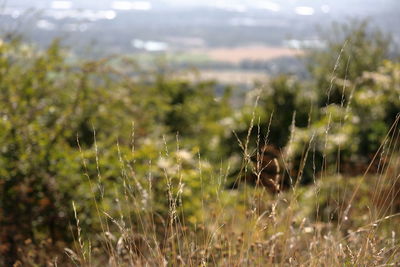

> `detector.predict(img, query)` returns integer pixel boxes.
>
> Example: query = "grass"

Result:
[2,24,399,266]
[61,105,400,267]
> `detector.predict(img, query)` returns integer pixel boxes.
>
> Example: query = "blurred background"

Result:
[2,0,400,86]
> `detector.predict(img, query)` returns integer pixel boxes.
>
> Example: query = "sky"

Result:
[5,0,397,9]
[4,0,397,18]
[0,1,395,22]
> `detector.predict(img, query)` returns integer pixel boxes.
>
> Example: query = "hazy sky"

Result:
[7,0,398,9]
[4,0,399,27]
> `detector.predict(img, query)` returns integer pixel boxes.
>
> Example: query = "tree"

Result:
[307,20,392,106]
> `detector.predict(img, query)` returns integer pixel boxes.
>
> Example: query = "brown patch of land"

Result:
[176,70,268,85]
[201,45,303,64]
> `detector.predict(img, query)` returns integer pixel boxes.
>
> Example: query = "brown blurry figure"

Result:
[244,145,282,193]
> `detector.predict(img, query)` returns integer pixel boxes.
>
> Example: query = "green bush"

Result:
[0,38,230,264]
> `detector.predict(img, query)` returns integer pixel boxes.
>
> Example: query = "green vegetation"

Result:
[0,22,399,266]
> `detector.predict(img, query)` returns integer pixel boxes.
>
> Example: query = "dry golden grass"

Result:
[63,108,400,267]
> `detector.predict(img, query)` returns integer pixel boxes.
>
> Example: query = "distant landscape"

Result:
[2,0,400,87]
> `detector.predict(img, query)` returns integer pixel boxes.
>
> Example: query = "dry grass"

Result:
[63,105,400,267]
[9,40,399,267]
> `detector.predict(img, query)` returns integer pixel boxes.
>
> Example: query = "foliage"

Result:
[284,21,399,184]
[0,20,399,266]
[307,20,392,106]
[0,38,230,264]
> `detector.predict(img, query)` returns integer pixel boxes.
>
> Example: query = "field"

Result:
[202,45,303,64]
[175,69,269,85]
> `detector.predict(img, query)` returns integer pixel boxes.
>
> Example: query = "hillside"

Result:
[0,19,400,265]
